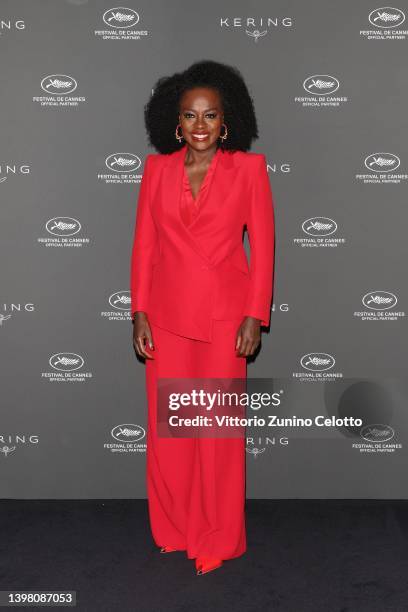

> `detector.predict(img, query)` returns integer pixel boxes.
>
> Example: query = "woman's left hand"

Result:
[235,316,261,357]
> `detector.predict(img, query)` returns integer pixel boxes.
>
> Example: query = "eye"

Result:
[182,112,217,119]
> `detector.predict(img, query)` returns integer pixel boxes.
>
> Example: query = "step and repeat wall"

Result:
[2,1,408,498]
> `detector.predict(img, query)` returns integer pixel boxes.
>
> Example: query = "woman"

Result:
[130,60,275,575]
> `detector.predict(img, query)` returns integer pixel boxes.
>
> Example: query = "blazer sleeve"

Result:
[130,154,159,317]
[243,154,275,327]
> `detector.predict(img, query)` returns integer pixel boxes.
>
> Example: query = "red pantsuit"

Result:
[130,143,275,560]
[146,320,247,559]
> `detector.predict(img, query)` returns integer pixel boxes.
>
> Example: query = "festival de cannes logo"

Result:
[42,353,91,381]
[303,75,340,96]
[360,424,395,442]
[95,7,148,41]
[102,7,139,28]
[109,290,131,310]
[294,216,344,248]
[105,153,141,173]
[354,291,403,321]
[356,152,406,183]
[104,423,147,453]
[49,353,84,372]
[101,290,133,320]
[300,353,335,372]
[362,291,397,310]
[46,217,81,237]
[368,7,405,27]
[364,152,400,172]
[296,75,347,107]
[40,74,77,95]
[302,217,337,237]
[111,424,146,442]
[353,423,402,453]
[38,217,88,247]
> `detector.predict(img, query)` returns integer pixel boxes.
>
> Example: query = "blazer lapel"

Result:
[160,143,238,266]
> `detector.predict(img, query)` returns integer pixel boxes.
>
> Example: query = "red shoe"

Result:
[195,557,223,575]
[159,546,178,553]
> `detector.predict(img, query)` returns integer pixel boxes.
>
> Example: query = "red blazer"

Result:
[130,143,275,342]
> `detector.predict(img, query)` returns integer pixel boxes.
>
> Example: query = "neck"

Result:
[184,144,218,166]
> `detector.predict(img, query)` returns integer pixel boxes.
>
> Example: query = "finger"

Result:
[134,337,146,357]
[133,337,142,356]
[238,336,249,357]
[145,328,155,351]
[246,338,257,356]
[137,336,154,359]
[235,333,242,351]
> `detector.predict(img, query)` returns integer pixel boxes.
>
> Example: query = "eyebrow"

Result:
[182,107,219,112]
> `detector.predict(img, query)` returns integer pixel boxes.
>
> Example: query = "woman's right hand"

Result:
[132,312,155,359]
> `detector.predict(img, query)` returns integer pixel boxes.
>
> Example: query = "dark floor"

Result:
[1,499,408,611]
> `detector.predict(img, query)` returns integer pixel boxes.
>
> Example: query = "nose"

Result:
[194,115,206,129]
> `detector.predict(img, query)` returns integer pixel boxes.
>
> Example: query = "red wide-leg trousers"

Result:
[145,319,247,560]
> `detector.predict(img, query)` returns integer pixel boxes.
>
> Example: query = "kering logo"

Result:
[303,75,340,95]
[0,163,30,183]
[0,314,12,326]
[300,353,335,372]
[362,291,397,310]
[368,7,405,28]
[0,19,26,33]
[49,353,84,372]
[105,153,141,173]
[40,74,77,95]
[109,291,131,310]
[0,446,16,457]
[46,217,81,237]
[219,16,293,41]
[0,434,39,458]
[302,217,337,237]
[246,436,275,458]
[0,304,35,327]
[111,424,146,442]
[102,7,140,28]
[246,446,266,459]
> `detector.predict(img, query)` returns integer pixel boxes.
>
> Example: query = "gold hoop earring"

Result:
[219,123,228,142]
[175,124,184,142]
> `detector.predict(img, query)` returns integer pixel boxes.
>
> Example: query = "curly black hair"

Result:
[144,59,259,154]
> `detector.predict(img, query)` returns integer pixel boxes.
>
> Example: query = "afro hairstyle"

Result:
[144,59,259,154]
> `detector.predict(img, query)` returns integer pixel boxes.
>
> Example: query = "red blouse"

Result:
[180,147,221,227]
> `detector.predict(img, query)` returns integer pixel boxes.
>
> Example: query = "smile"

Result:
[192,134,209,141]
